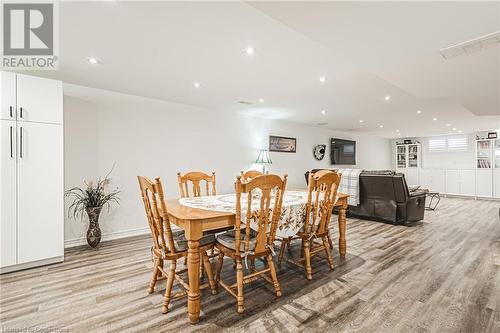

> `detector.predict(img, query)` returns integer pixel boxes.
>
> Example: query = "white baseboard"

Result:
[1,256,64,274]
[65,227,150,248]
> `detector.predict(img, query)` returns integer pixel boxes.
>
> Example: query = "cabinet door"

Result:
[16,74,62,124]
[445,170,460,195]
[408,145,419,168]
[17,122,63,263]
[396,146,407,168]
[406,168,419,185]
[459,169,475,196]
[431,169,446,193]
[493,170,500,199]
[419,168,432,189]
[476,169,493,198]
[0,71,17,121]
[0,120,17,267]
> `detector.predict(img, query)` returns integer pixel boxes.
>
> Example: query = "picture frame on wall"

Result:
[269,135,297,153]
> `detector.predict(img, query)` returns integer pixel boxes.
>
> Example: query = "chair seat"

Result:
[216,229,257,251]
[173,231,215,252]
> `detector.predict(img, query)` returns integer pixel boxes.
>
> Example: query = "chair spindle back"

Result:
[234,174,288,256]
[304,170,342,236]
[137,176,177,255]
[177,171,216,198]
[240,170,268,183]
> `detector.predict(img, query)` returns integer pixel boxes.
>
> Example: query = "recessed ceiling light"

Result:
[446,123,451,127]
[194,82,201,88]
[416,110,422,114]
[245,47,255,55]
[379,125,384,128]
[258,98,264,103]
[458,130,463,133]
[359,120,363,123]
[384,95,391,101]
[433,117,438,121]
[319,76,327,83]
[321,110,326,115]
[396,129,400,132]
[452,127,457,131]
[87,57,99,64]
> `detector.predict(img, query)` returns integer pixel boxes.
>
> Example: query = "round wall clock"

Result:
[313,144,326,161]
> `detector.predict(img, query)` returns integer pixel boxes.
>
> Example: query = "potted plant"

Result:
[65,168,120,248]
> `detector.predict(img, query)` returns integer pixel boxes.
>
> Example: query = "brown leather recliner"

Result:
[305,169,426,224]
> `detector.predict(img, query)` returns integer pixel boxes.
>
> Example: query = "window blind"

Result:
[428,137,446,152]
[447,136,468,151]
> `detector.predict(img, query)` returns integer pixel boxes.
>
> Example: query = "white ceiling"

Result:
[18,1,500,138]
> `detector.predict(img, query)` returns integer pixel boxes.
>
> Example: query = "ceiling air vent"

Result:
[440,31,500,59]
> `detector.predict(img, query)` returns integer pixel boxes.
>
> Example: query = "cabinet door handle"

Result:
[19,107,24,119]
[9,106,14,118]
[9,126,13,158]
[19,127,23,158]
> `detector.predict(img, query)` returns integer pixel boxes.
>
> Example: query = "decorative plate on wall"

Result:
[313,144,326,160]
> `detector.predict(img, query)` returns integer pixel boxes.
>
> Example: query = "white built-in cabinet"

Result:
[0,71,63,273]
[394,139,499,199]
[396,143,421,185]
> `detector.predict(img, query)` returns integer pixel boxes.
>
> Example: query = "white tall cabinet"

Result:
[395,143,421,185]
[0,71,63,273]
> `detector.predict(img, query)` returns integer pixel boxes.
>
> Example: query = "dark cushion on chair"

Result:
[173,232,215,252]
[216,229,257,251]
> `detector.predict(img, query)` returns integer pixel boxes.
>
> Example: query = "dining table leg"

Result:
[338,198,348,258]
[185,221,202,324]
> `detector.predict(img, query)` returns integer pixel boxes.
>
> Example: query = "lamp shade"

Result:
[255,149,272,164]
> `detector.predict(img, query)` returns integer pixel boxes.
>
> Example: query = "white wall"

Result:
[64,85,391,245]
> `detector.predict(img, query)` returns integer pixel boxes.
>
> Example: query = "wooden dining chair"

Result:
[137,176,217,314]
[278,170,341,280]
[214,174,288,314]
[240,170,268,182]
[177,171,216,198]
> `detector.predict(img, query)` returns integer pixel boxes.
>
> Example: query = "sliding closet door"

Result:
[0,120,17,267]
[17,122,63,263]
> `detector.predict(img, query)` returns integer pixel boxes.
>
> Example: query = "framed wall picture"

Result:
[269,135,297,153]
[488,132,497,139]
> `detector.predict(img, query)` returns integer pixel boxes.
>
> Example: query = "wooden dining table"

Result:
[165,192,349,324]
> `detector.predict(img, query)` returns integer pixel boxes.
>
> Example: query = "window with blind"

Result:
[447,136,468,151]
[428,137,446,152]
[428,135,468,153]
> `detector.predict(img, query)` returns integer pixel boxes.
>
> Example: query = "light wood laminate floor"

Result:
[1,197,499,332]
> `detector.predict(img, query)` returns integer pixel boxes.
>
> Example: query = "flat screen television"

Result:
[330,138,356,165]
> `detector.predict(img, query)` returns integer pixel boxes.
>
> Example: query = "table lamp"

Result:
[255,149,272,173]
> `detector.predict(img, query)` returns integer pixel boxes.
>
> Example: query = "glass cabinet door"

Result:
[397,145,407,168]
[408,144,418,168]
[477,140,492,168]
[494,139,500,168]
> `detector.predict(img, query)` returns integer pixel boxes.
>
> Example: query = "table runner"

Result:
[178,191,336,238]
